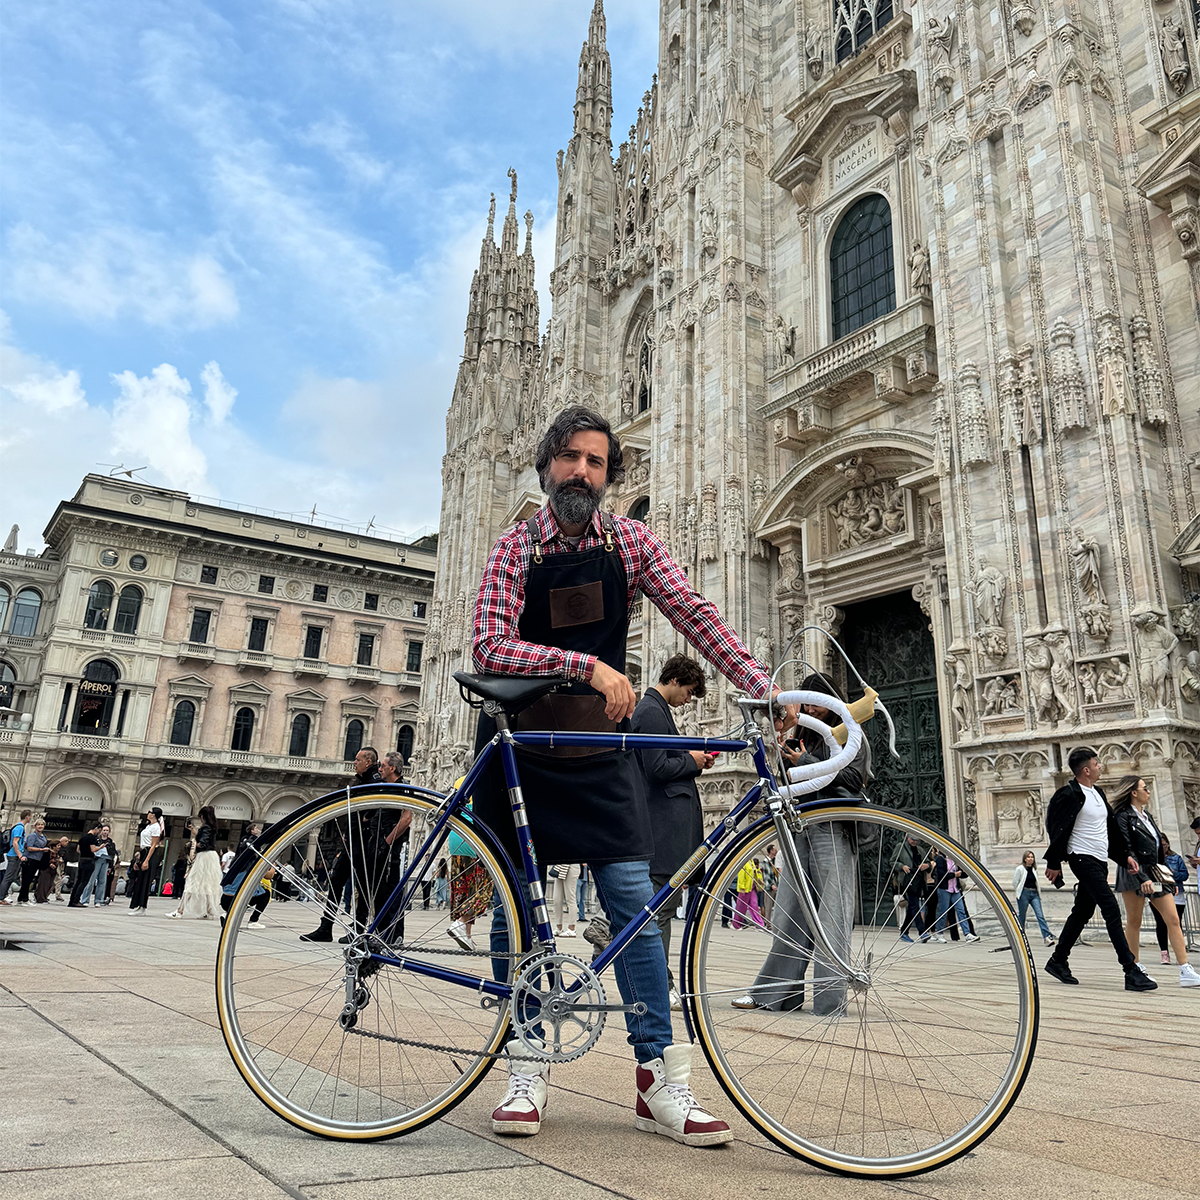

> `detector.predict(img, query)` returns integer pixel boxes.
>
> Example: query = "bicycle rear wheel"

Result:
[685,806,1038,1177]
[216,789,522,1139]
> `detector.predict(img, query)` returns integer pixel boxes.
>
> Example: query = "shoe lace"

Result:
[506,1070,540,1101]
[662,1080,698,1111]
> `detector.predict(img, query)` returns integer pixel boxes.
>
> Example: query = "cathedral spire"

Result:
[501,167,520,254]
[573,0,612,140]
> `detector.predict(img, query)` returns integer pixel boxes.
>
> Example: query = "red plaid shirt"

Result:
[473,504,772,695]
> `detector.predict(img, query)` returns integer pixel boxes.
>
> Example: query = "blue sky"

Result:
[0,1,658,550]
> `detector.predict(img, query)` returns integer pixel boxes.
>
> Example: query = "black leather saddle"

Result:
[453,671,568,715]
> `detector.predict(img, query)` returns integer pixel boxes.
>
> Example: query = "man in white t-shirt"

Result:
[1043,747,1156,991]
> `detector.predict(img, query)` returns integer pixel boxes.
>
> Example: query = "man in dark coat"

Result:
[631,653,715,1008]
[1043,746,1156,991]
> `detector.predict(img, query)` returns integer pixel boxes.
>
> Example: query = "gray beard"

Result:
[547,477,604,528]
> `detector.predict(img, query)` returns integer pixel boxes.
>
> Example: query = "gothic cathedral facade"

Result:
[418,0,1200,872]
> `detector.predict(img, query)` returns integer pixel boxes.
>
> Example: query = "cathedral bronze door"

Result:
[838,593,947,831]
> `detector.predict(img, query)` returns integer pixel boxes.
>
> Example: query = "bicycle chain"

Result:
[341,1024,540,1062]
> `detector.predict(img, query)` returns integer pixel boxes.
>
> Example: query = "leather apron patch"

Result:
[549,580,604,628]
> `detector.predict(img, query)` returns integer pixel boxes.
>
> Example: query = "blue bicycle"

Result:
[216,673,1038,1178]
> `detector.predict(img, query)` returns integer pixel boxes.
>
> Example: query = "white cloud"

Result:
[110,364,209,493]
[6,223,239,329]
[200,360,237,424]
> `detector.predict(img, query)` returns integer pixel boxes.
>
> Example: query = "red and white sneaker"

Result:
[491,1039,548,1136]
[635,1044,733,1147]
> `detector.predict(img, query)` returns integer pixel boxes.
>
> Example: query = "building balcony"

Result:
[765,298,938,451]
[0,727,30,749]
[142,742,348,777]
[293,657,329,679]
[0,633,38,652]
[238,649,274,671]
[349,664,381,684]
[177,641,215,662]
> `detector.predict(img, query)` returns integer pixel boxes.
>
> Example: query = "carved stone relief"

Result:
[970,556,1008,661]
[1160,16,1190,96]
[1132,608,1179,709]
[945,648,977,736]
[1071,528,1111,643]
[1129,313,1167,426]
[957,360,993,466]
[1048,318,1089,429]
[1179,649,1200,704]
[982,674,1023,717]
[698,482,719,562]
[827,458,907,552]
[1097,310,1134,418]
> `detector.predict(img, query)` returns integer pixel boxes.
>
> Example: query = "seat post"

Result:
[494,708,553,945]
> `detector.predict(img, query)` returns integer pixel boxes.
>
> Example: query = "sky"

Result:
[0,0,659,552]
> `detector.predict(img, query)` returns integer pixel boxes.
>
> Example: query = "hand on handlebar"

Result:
[590,659,637,722]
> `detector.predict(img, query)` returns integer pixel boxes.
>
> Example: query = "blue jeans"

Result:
[576,873,588,922]
[491,859,673,1064]
[934,888,970,935]
[80,857,110,905]
[1017,888,1051,939]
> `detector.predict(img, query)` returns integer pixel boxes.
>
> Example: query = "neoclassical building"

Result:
[0,475,435,863]
[418,0,1200,875]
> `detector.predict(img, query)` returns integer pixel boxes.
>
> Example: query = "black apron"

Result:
[472,516,653,866]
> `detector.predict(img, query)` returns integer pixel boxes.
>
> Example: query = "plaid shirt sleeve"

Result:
[623,518,773,698]
[473,524,596,682]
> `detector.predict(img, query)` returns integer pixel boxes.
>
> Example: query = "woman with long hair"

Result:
[1012,850,1056,947]
[182,806,223,920]
[1110,775,1200,988]
[165,820,196,919]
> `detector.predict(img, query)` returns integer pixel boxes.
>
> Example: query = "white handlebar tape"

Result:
[770,690,864,798]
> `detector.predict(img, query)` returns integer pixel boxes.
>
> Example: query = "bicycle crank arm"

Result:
[562,1001,647,1015]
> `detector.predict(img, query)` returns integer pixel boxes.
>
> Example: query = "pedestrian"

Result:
[576,863,591,924]
[0,809,33,904]
[166,821,196,919]
[447,792,493,952]
[734,675,869,1016]
[351,746,383,786]
[50,837,70,902]
[1109,775,1199,988]
[183,806,223,920]
[631,652,713,1007]
[897,834,934,943]
[434,857,450,908]
[760,845,777,930]
[1043,747,1157,991]
[731,858,765,930]
[933,852,980,942]
[78,823,115,907]
[546,862,580,937]
[128,807,164,914]
[68,821,103,907]
[472,406,775,1144]
[221,863,274,929]
[1012,850,1055,947]
[35,828,61,903]
[720,882,736,928]
[16,818,49,904]
[1161,835,1190,959]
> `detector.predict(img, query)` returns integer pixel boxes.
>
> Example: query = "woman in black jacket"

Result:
[1111,776,1199,988]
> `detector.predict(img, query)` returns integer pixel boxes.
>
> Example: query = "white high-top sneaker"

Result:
[1179,963,1200,988]
[491,1040,548,1135]
[635,1043,733,1147]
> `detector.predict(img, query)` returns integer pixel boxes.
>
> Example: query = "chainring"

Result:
[509,951,607,1063]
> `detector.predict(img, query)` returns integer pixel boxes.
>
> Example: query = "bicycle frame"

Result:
[355,708,862,1006]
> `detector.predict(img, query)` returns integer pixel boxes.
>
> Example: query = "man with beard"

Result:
[470,406,774,1149]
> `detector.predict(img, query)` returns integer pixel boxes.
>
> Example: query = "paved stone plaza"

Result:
[1,900,1196,1200]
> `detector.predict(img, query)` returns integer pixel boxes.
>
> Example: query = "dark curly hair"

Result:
[658,653,706,696]
[534,406,625,489]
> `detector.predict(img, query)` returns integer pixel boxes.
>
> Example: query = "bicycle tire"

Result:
[216,788,524,1140]
[683,805,1038,1177]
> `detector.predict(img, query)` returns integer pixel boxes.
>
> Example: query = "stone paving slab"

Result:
[2,900,1197,1200]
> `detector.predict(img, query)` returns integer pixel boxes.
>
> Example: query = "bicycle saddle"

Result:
[453,671,569,714]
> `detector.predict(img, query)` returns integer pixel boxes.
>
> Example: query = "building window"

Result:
[830,193,896,341]
[71,659,119,735]
[303,625,323,659]
[357,633,375,666]
[343,718,365,762]
[288,712,311,757]
[113,585,143,635]
[628,497,650,523]
[364,592,379,612]
[84,581,114,630]
[258,575,275,594]
[170,699,196,746]
[834,0,894,64]
[231,706,255,752]
[189,608,212,643]
[247,617,269,652]
[9,588,42,637]
[0,586,9,631]
[200,565,218,584]
[99,549,119,567]
[406,641,424,673]
[413,600,427,619]
[0,661,16,710]
[312,584,328,602]
[396,724,415,762]
[129,554,148,572]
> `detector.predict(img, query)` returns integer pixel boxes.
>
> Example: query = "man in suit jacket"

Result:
[631,654,715,1008]
[1043,746,1156,991]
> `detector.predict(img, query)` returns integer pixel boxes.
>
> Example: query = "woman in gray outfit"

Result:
[732,673,871,1017]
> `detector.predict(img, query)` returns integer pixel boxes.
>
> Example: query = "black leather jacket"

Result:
[1112,803,1166,887]
[195,823,216,854]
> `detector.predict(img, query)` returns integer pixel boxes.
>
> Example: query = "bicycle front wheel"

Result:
[216,789,522,1139]
[685,806,1038,1177]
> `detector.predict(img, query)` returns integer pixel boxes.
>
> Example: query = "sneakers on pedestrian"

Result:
[635,1044,733,1147]
[930,935,947,944]
[1124,965,1158,992]
[899,933,914,943]
[1044,936,1057,947]
[669,987,683,1011]
[165,911,182,919]
[1179,963,1200,988]
[299,922,333,942]
[1044,958,1079,985]
[730,994,761,1009]
[965,933,980,943]
[491,1039,548,1135]
[448,920,475,951]
[1160,949,1171,965]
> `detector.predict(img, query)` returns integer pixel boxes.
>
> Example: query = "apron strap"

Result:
[525,517,543,564]
[526,513,617,558]
[600,512,615,552]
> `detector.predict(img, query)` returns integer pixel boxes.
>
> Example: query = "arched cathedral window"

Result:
[834,0,894,64]
[830,193,896,340]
